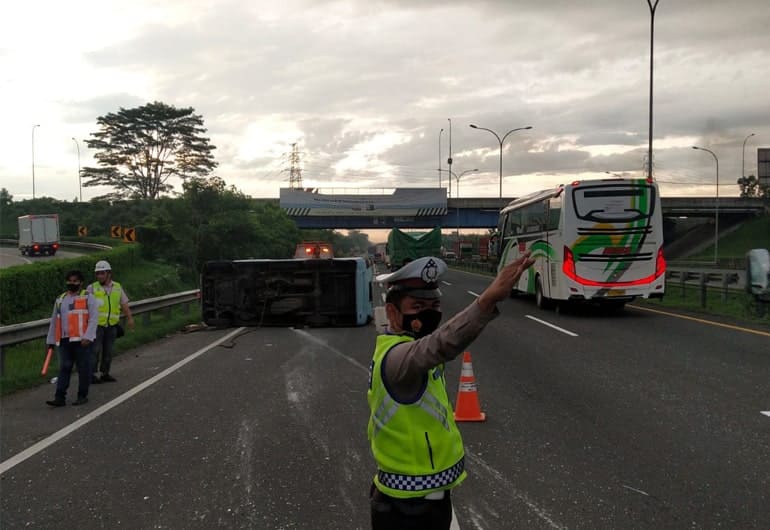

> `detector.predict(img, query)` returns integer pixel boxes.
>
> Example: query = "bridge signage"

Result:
[280,188,447,217]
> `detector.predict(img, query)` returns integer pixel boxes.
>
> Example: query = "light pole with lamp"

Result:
[692,146,719,264]
[742,132,755,180]
[32,124,40,199]
[447,118,453,198]
[646,0,660,180]
[72,137,82,202]
[440,168,478,254]
[438,128,444,188]
[469,123,532,199]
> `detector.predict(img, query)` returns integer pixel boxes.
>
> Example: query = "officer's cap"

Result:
[376,256,447,299]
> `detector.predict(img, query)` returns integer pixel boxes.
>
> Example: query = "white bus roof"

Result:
[501,178,655,215]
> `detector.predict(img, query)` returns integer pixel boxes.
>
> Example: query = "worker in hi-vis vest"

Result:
[88,260,134,383]
[45,270,99,407]
[367,253,534,530]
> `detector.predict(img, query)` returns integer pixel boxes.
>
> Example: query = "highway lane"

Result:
[0,246,84,269]
[1,269,768,528]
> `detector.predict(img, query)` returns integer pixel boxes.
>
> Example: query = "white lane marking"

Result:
[623,485,650,496]
[0,327,246,476]
[442,280,452,286]
[466,452,566,529]
[761,411,770,418]
[381,292,386,303]
[467,290,480,298]
[525,315,578,337]
[451,507,460,529]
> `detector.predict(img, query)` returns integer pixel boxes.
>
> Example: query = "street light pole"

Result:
[693,146,719,264]
[32,124,40,199]
[447,118,453,199]
[742,132,755,179]
[469,124,532,199]
[72,137,82,202]
[646,0,660,180]
[438,128,444,189]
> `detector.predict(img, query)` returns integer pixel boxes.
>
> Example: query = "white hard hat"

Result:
[94,260,112,272]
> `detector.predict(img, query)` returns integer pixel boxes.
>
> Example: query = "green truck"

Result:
[386,227,442,271]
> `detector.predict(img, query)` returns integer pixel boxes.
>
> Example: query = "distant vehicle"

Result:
[294,241,334,259]
[373,243,387,264]
[18,214,60,256]
[387,227,442,271]
[443,251,457,260]
[496,178,666,310]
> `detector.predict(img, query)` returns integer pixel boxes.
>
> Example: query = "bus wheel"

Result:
[535,277,552,310]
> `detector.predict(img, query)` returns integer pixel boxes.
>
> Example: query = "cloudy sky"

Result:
[2,0,768,203]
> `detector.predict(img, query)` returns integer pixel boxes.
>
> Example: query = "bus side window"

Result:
[548,195,562,231]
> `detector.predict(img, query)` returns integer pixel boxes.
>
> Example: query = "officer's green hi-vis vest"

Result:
[90,281,123,326]
[367,333,466,498]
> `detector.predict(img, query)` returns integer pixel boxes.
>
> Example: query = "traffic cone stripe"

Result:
[453,351,486,422]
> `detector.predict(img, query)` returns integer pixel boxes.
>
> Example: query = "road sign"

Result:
[77,226,88,237]
[111,226,122,238]
[123,227,136,243]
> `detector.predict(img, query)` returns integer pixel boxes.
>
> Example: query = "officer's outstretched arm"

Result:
[477,252,535,313]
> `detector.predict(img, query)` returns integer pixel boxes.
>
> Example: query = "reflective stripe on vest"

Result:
[90,281,123,326]
[367,333,466,498]
[55,291,90,342]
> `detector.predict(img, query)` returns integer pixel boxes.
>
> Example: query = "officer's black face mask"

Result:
[66,282,80,292]
[400,309,442,339]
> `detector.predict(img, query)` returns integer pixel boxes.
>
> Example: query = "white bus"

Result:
[496,178,666,309]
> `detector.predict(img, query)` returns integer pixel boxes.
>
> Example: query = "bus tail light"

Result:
[563,246,578,281]
[655,247,666,277]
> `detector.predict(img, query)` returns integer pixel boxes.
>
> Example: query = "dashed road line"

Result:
[525,315,579,337]
[442,280,452,286]
[761,411,770,418]
[467,290,481,298]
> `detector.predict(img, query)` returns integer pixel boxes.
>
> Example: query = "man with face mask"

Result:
[45,270,99,407]
[367,253,534,529]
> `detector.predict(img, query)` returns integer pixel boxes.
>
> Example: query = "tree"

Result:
[82,102,217,200]
[737,174,759,198]
[0,188,12,208]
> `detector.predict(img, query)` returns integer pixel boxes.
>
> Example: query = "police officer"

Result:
[45,270,99,406]
[367,252,534,529]
[88,260,134,383]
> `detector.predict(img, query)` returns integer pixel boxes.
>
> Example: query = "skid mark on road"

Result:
[465,452,566,529]
[291,329,369,373]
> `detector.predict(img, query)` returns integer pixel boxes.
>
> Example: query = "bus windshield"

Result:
[571,184,656,223]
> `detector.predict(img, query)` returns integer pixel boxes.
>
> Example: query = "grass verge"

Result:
[0,305,201,396]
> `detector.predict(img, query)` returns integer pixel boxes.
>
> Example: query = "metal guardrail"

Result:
[0,290,200,375]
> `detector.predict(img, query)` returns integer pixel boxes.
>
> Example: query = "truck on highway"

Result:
[386,227,442,271]
[294,241,334,259]
[18,214,60,256]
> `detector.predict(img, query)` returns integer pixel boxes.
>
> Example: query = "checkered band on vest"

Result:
[378,457,464,492]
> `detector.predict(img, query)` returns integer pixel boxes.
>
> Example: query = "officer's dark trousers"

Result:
[93,325,117,376]
[370,484,452,530]
[55,338,92,400]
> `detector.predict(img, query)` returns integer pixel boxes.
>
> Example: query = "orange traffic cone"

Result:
[453,351,486,422]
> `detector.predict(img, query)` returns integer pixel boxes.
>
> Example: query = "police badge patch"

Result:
[421,258,438,283]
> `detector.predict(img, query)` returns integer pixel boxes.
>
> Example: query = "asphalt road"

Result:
[1,269,768,529]
[0,246,83,269]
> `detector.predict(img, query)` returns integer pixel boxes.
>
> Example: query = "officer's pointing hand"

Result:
[477,252,536,312]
